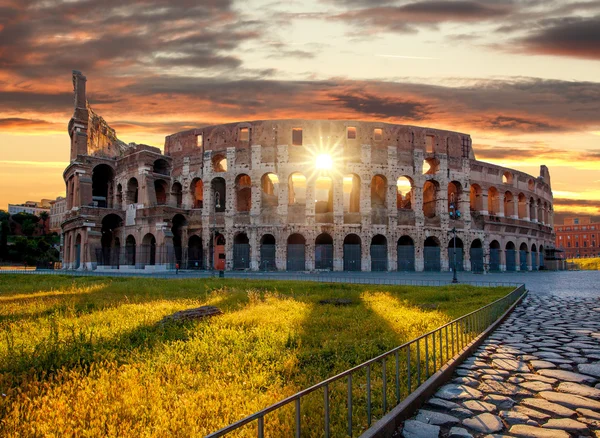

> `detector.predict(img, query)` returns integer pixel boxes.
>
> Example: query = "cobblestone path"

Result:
[400,295,600,438]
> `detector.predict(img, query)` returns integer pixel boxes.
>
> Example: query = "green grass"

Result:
[568,257,600,270]
[0,275,512,437]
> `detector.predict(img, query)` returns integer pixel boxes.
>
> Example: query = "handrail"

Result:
[206,284,526,437]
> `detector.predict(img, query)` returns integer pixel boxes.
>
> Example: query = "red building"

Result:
[555,216,599,258]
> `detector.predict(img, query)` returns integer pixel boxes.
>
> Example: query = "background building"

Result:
[49,196,67,234]
[8,200,51,216]
[62,71,556,272]
[555,216,599,258]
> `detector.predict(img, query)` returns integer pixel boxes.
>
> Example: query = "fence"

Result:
[206,284,526,438]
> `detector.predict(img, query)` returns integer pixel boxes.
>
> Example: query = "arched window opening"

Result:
[142,233,156,266]
[470,239,484,273]
[343,234,361,271]
[315,176,333,214]
[171,182,182,208]
[489,240,501,272]
[505,241,517,271]
[397,177,413,210]
[211,178,226,212]
[92,164,114,208]
[502,172,513,184]
[288,173,306,205]
[212,154,227,172]
[531,243,538,271]
[519,242,528,271]
[261,173,279,207]
[423,158,439,175]
[315,233,333,270]
[423,180,438,218]
[126,178,139,205]
[125,235,136,267]
[448,181,462,219]
[371,175,387,209]
[518,193,527,219]
[343,174,361,213]
[236,174,252,212]
[154,179,168,205]
[153,159,169,176]
[504,191,514,217]
[470,184,482,212]
[191,179,204,209]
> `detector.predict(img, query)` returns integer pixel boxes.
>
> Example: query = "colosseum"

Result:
[61,71,555,273]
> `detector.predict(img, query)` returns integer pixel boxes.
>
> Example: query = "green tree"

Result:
[39,211,49,236]
[21,219,36,237]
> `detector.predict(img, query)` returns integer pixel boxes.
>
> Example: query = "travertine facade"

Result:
[62,71,555,272]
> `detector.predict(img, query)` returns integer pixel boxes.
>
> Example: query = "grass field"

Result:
[568,257,600,270]
[0,275,512,437]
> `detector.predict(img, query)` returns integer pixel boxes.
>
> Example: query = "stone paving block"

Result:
[577,407,600,420]
[402,420,440,438]
[509,424,570,438]
[448,427,473,438]
[461,400,497,413]
[492,358,529,372]
[577,362,600,378]
[528,360,555,370]
[520,398,576,417]
[557,381,600,399]
[538,390,600,410]
[499,410,538,426]
[537,368,598,383]
[478,380,533,397]
[482,394,515,409]
[426,397,460,410]
[541,418,588,432]
[518,381,553,392]
[435,384,483,401]
[462,413,503,434]
[416,409,461,426]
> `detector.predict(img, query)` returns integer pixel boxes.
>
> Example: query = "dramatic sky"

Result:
[1,0,599,222]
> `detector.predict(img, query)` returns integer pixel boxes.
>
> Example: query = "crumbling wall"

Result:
[87,106,131,158]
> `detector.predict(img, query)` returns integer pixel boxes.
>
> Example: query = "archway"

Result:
[423,181,439,218]
[74,234,82,269]
[448,237,464,272]
[397,236,415,271]
[142,233,156,266]
[529,197,536,221]
[236,174,252,212]
[424,236,441,271]
[260,234,276,271]
[213,233,226,270]
[531,244,538,271]
[489,240,501,271]
[539,245,545,269]
[191,178,204,209]
[343,234,361,271]
[519,242,528,271]
[518,193,527,219]
[126,178,139,205]
[448,181,462,219]
[211,178,226,212]
[92,164,114,208]
[470,239,484,273]
[315,177,333,217]
[287,234,306,271]
[233,233,250,269]
[154,179,168,205]
[171,182,183,208]
[171,214,187,266]
[505,241,517,271]
[371,175,387,209]
[370,234,388,272]
[343,174,361,213]
[504,192,514,217]
[470,184,482,212]
[212,154,227,172]
[315,233,333,270]
[125,235,136,266]
[153,159,169,175]
[187,235,203,269]
[261,173,279,208]
[288,173,306,205]
[99,214,122,267]
[397,177,413,210]
[488,187,499,215]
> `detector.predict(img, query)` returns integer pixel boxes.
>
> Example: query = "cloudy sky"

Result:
[1,0,599,221]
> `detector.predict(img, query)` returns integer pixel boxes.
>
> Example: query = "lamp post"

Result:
[449,227,459,284]
[211,190,221,274]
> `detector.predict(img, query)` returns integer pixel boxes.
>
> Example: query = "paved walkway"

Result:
[400,294,600,438]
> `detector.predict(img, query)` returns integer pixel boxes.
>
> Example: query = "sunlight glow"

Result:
[315,154,333,170]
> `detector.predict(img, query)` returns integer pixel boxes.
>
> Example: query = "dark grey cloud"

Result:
[517,16,600,60]
[475,145,600,161]
[327,92,431,119]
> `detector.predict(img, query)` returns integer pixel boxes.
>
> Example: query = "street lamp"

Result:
[211,190,221,274]
[449,227,459,284]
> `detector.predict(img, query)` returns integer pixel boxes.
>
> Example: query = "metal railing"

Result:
[206,284,526,438]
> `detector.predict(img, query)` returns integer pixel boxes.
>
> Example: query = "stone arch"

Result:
[489,239,501,271]
[539,245,545,269]
[74,233,82,269]
[191,178,204,209]
[211,177,226,212]
[423,157,439,175]
[423,236,441,271]
[396,176,413,210]
[260,234,276,271]
[470,184,483,212]
[125,234,136,267]
[287,233,306,271]
[213,232,226,270]
[470,239,484,272]
[315,176,333,216]
[171,181,183,208]
[343,174,361,213]
[315,232,333,270]
[397,235,415,271]
[288,172,306,205]
[371,234,388,272]
[505,241,517,271]
[371,175,387,209]
[448,181,462,219]
[488,186,499,215]
[171,214,187,265]
[235,174,252,212]
[212,154,227,172]
[502,171,513,184]
[261,173,279,207]
[142,233,156,266]
[504,191,514,217]
[99,213,122,267]
[448,237,464,271]
[529,196,536,220]
[518,193,527,219]
[423,180,440,218]
[531,243,538,271]
[153,158,169,176]
[519,242,529,271]
[233,232,250,269]
[343,233,362,271]
[126,177,139,205]
[154,179,168,205]
[92,164,115,208]
[187,235,203,269]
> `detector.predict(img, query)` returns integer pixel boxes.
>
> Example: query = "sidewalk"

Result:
[400,295,600,437]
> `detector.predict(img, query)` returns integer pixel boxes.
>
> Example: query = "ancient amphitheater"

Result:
[62,71,555,272]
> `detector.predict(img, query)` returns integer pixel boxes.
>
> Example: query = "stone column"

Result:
[512,197,519,219]
[414,236,424,272]
[362,236,371,272]
[249,228,259,271]
[480,188,489,215]
[333,177,344,225]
